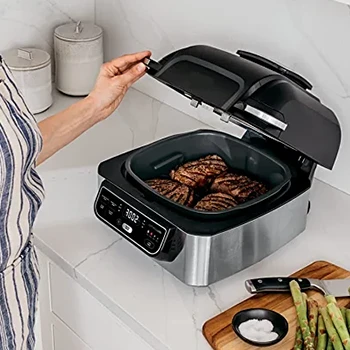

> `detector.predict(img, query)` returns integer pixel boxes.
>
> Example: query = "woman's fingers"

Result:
[87,50,151,121]
[109,51,151,75]
[117,62,148,87]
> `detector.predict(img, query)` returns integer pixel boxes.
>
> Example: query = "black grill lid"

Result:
[145,45,341,170]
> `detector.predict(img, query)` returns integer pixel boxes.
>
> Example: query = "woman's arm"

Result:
[37,96,100,165]
[36,50,151,166]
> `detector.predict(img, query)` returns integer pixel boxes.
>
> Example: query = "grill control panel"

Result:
[95,186,168,255]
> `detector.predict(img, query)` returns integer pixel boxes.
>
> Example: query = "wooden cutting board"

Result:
[203,261,350,350]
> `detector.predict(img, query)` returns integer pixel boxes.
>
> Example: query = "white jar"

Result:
[2,48,53,114]
[54,21,104,96]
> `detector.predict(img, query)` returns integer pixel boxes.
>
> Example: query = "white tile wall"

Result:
[334,0,350,5]
[0,0,95,58]
[36,88,209,172]
[96,0,350,195]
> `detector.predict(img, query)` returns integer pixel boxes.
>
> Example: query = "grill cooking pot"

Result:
[125,130,291,219]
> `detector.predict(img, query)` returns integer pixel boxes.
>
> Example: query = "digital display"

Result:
[123,207,140,225]
[97,186,168,255]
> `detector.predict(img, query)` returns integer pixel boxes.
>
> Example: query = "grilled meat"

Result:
[147,155,268,212]
[211,172,268,204]
[194,193,238,212]
[170,155,228,188]
[146,179,194,206]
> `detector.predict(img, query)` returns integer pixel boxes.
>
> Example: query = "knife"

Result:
[245,277,350,297]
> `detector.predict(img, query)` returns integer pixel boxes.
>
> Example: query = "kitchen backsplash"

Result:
[2,0,350,196]
[0,0,94,57]
[95,0,350,196]
[37,88,209,172]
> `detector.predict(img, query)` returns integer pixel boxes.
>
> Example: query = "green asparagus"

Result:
[294,326,304,350]
[346,309,350,332]
[341,308,347,323]
[325,295,338,305]
[327,303,350,350]
[317,314,327,350]
[320,307,343,350]
[303,293,308,302]
[326,339,334,350]
[308,298,319,344]
[290,280,315,350]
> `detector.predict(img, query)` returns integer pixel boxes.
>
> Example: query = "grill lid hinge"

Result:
[190,98,200,108]
[220,112,231,123]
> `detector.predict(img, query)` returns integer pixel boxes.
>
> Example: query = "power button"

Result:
[144,239,155,250]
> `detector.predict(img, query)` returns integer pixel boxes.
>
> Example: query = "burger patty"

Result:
[211,172,268,203]
[194,193,238,212]
[146,179,195,206]
[170,154,228,188]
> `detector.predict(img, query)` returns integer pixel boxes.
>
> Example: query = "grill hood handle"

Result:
[237,50,313,91]
[143,57,162,74]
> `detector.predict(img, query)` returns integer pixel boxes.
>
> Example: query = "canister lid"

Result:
[2,48,51,71]
[54,21,103,42]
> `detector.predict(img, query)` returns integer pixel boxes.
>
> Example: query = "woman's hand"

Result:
[88,50,151,121]
[37,50,151,165]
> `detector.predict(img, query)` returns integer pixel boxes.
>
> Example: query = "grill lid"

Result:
[144,45,341,170]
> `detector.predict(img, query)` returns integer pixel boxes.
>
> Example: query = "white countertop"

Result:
[33,88,350,350]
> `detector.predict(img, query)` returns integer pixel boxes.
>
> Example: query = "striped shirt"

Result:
[0,56,45,349]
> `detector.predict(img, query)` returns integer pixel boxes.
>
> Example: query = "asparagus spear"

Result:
[326,339,334,350]
[326,296,338,305]
[327,303,350,350]
[303,293,308,303]
[320,307,343,350]
[346,309,350,332]
[294,293,307,349]
[294,326,304,350]
[290,280,315,350]
[317,314,327,350]
[341,308,347,323]
[308,298,319,344]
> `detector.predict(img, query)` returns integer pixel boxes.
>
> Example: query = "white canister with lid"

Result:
[2,48,53,114]
[54,21,104,96]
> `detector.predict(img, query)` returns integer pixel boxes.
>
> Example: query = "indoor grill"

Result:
[94,46,341,286]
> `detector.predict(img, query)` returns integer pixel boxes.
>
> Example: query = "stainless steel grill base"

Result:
[157,190,310,286]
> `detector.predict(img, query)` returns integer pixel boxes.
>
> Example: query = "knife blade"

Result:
[245,277,350,297]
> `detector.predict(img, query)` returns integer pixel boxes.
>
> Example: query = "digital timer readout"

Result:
[123,207,140,225]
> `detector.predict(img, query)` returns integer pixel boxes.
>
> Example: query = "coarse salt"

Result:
[238,319,278,343]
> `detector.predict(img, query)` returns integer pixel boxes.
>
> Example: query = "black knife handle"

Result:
[245,278,312,293]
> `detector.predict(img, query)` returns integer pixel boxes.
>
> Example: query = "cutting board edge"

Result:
[290,259,341,276]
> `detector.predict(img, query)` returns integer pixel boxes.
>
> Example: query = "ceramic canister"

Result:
[2,48,53,114]
[54,21,104,96]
